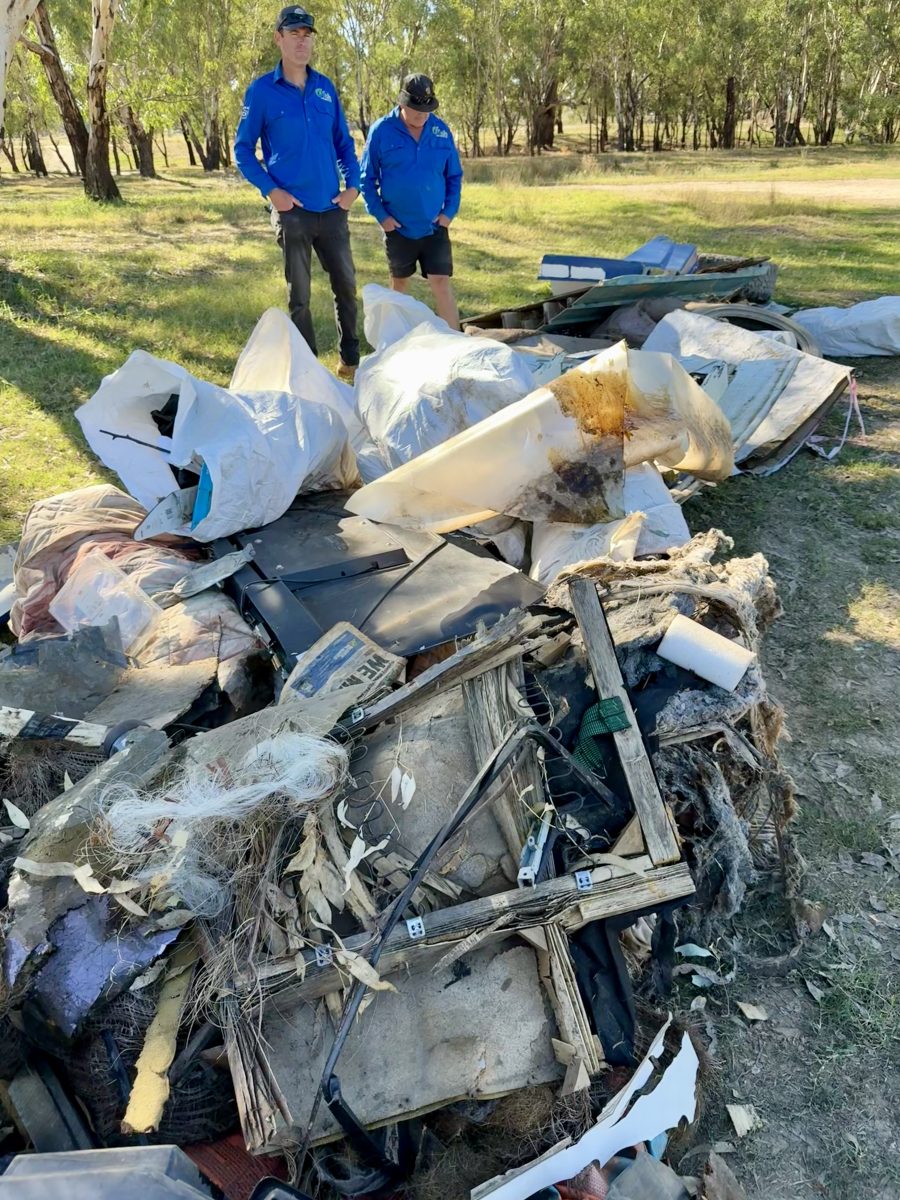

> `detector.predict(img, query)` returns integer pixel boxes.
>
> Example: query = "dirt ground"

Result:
[681,357,900,1197]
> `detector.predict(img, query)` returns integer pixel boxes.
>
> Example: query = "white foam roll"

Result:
[657,614,755,692]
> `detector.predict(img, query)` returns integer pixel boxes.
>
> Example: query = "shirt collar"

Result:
[390,106,431,135]
[273,61,319,87]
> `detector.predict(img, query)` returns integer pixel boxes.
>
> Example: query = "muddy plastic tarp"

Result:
[347,341,733,533]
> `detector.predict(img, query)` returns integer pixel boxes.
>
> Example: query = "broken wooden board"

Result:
[244,860,694,1001]
[233,940,564,1152]
[568,578,681,865]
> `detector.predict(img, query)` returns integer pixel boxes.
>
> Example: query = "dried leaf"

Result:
[343,835,390,893]
[400,772,416,810]
[676,942,713,958]
[2,799,30,830]
[284,814,318,874]
[335,948,396,993]
[336,798,355,829]
[74,865,105,895]
[153,908,194,930]
[389,765,403,805]
[316,854,347,912]
[114,893,149,918]
[805,979,825,1003]
[107,878,142,895]
[63,771,74,792]
[305,882,332,928]
[736,1002,768,1022]
[130,960,168,992]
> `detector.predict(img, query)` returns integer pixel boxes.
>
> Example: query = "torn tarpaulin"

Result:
[472,1018,698,1200]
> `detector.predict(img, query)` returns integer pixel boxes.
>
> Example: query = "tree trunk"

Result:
[155,129,169,167]
[0,0,41,125]
[25,1,88,175]
[180,114,197,165]
[221,121,231,167]
[722,75,737,149]
[600,101,608,152]
[84,0,120,201]
[24,123,48,175]
[120,103,156,176]
[531,76,559,151]
[0,129,20,170]
[47,128,72,173]
[111,132,121,174]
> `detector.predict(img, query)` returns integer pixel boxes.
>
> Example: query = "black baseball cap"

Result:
[276,6,315,30]
[399,73,438,113]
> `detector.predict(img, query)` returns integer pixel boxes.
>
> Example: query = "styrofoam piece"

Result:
[657,614,755,691]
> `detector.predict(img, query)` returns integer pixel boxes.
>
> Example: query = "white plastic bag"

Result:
[528,464,690,585]
[354,288,535,481]
[230,307,371,475]
[362,282,451,352]
[49,549,161,651]
[791,297,900,357]
[76,349,357,541]
[530,513,645,585]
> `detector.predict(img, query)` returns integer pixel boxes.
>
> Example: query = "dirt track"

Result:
[558,178,900,206]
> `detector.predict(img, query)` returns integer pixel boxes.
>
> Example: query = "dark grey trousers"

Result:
[273,206,360,366]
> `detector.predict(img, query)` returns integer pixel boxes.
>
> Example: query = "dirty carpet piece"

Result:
[122,936,198,1134]
[238,941,563,1151]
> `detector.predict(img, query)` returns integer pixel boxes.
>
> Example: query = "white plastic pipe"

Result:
[657,614,755,692]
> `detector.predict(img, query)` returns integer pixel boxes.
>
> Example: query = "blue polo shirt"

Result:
[360,108,463,240]
[234,64,360,212]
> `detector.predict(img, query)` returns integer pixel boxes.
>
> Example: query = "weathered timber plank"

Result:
[568,577,681,865]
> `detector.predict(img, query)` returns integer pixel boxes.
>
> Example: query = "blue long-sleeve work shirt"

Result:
[234,63,360,212]
[360,108,463,240]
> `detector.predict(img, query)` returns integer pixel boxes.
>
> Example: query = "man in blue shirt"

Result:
[234,6,361,374]
[361,74,464,329]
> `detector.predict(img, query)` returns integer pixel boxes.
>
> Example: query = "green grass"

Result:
[2,149,898,538]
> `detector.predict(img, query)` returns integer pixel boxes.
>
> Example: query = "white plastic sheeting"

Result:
[76,349,357,541]
[355,303,535,480]
[362,282,451,351]
[230,307,373,477]
[348,341,732,534]
[792,296,900,357]
[529,463,691,585]
[644,309,851,473]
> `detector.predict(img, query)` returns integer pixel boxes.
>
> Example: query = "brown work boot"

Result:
[336,360,357,382]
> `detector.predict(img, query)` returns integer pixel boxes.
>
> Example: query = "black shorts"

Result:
[384,226,453,279]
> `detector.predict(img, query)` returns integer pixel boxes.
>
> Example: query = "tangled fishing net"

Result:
[95,731,349,918]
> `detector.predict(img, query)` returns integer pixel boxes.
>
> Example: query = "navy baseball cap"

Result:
[276,6,315,30]
[399,74,439,113]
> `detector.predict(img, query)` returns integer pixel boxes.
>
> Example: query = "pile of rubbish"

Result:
[0,237,874,1199]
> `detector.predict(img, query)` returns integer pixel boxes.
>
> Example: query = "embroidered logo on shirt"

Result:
[240,104,249,120]
[315,87,332,102]
[432,127,449,139]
